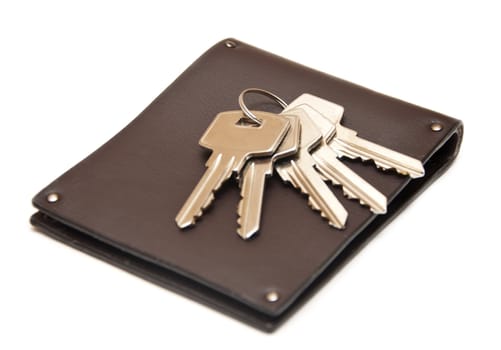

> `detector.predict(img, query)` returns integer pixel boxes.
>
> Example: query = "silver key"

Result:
[331,125,424,178]
[291,94,425,178]
[285,103,387,214]
[275,108,348,229]
[237,115,300,239]
[176,111,290,229]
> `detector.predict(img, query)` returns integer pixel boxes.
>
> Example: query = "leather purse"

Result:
[31,38,463,332]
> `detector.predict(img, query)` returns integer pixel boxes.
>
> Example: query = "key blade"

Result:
[237,115,301,239]
[287,102,387,214]
[277,158,348,229]
[313,146,387,214]
[294,95,424,177]
[333,125,425,178]
[275,108,347,228]
[176,152,236,228]
[237,161,270,239]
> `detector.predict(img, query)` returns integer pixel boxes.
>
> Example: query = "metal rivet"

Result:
[46,193,59,203]
[430,122,443,132]
[265,291,280,303]
[224,40,237,48]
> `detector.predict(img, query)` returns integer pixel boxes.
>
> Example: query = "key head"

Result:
[291,104,336,142]
[199,110,290,172]
[287,93,345,126]
[282,108,322,153]
[271,114,300,162]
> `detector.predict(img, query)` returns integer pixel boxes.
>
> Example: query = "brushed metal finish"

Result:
[332,125,425,178]
[276,108,348,229]
[285,104,387,214]
[237,115,300,239]
[176,111,290,229]
[287,93,345,126]
[313,148,387,214]
[294,94,425,179]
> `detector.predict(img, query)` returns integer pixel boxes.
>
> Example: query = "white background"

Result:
[1,1,500,349]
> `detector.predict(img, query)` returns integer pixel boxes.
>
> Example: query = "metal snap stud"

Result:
[46,192,60,203]
[430,122,443,132]
[265,291,280,303]
[224,40,237,48]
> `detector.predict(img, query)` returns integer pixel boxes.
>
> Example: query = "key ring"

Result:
[238,88,289,125]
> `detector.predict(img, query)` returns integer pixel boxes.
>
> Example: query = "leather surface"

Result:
[31,38,463,331]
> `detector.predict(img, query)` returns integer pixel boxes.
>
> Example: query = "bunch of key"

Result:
[176,89,425,240]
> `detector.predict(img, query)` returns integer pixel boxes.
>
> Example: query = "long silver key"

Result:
[285,103,387,214]
[275,108,348,229]
[331,125,424,178]
[237,115,300,239]
[290,94,425,178]
[176,111,290,229]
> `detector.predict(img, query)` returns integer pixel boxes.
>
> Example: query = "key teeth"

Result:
[338,151,379,166]
[307,196,345,229]
[319,168,370,207]
[339,152,369,162]
[343,153,422,178]
[177,186,217,228]
[370,207,387,215]
[237,194,257,241]
[319,209,345,229]
[236,217,258,241]
[288,176,300,190]
[191,208,204,225]
[342,188,355,199]
[337,149,391,171]
[202,193,215,210]
[184,193,214,224]
[236,202,245,230]
[236,200,244,225]
[342,154,416,177]
[237,196,243,215]
[340,187,374,209]
[329,221,345,229]
[374,162,391,171]
[325,175,340,186]
[307,197,320,211]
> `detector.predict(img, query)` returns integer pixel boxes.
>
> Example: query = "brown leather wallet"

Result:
[31,38,463,332]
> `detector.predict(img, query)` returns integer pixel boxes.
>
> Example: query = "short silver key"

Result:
[275,108,348,229]
[237,115,300,239]
[176,111,290,229]
[291,93,425,178]
[284,103,387,214]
